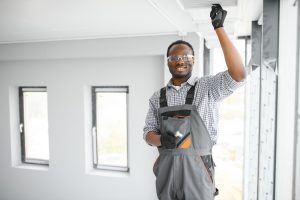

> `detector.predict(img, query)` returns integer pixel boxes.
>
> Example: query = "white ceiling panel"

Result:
[178,0,237,9]
[0,0,178,43]
[0,0,262,44]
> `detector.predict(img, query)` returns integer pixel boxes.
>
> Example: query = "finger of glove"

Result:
[220,10,227,24]
[210,9,215,18]
[210,10,218,19]
[212,10,226,29]
[212,3,222,10]
[210,7,222,19]
[212,15,222,27]
[210,4,223,17]
[161,134,175,144]
[161,135,176,148]
[215,11,223,21]
[214,10,226,23]
[166,133,176,142]
[166,131,175,137]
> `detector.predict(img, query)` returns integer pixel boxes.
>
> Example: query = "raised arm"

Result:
[215,28,246,81]
[210,4,246,82]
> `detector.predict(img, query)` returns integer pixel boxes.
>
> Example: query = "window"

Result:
[19,87,49,165]
[211,39,248,200]
[92,86,129,172]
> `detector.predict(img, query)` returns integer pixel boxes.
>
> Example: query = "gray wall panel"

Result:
[258,0,279,199]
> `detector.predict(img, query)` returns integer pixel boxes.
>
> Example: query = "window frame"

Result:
[19,86,49,166]
[91,86,129,172]
[294,1,300,198]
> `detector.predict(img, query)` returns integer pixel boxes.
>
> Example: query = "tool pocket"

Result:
[161,110,192,148]
[199,155,218,196]
[200,155,215,184]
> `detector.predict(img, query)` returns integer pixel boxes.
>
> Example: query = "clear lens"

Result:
[23,91,49,161]
[168,55,194,62]
[96,92,127,168]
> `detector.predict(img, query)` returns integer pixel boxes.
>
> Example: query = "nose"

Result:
[177,57,185,64]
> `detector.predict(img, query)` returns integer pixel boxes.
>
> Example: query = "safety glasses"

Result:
[167,55,194,62]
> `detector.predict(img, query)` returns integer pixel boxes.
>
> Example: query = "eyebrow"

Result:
[170,53,193,56]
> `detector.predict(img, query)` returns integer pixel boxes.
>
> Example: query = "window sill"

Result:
[13,163,49,171]
[86,168,129,178]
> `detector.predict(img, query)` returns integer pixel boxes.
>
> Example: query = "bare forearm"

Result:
[215,28,246,81]
[146,131,161,147]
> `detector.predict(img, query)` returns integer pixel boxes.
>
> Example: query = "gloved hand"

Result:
[210,4,227,29]
[160,131,176,149]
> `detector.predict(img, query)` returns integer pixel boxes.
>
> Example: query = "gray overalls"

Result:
[153,82,218,200]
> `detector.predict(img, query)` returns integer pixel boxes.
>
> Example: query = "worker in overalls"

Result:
[143,4,246,200]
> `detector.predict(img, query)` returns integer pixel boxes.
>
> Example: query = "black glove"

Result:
[210,4,227,29]
[160,131,176,149]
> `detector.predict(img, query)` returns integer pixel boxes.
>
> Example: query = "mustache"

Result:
[176,63,191,67]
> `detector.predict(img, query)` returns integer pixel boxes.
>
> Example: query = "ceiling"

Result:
[0,0,262,47]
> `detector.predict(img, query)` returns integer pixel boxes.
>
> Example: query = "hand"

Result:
[160,131,176,149]
[210,4,227,30]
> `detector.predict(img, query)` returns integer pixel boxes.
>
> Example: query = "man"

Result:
[143,4,246,200]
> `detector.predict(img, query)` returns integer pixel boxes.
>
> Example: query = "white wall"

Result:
[276,0,299,199]
[0,33,202,200]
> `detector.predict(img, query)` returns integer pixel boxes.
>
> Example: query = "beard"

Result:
[172,71,192,79]
[170,63,193,79]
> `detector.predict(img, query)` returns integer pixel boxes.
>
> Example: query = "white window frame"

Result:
[19,87,49,165]
[91,86,129,172]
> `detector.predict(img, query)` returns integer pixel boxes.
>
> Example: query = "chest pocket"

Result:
[161,110,192,148]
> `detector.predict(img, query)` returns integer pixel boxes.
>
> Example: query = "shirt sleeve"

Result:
[206,70,245,102]
[143,95,160,145]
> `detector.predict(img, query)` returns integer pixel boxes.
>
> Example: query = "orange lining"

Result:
[174,115,191,118]
[179,136,191,149]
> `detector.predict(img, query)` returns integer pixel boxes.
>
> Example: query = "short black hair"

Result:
[166,40,194,57]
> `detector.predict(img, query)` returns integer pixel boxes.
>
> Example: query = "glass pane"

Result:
[214,86,245,200]
[96,92,127,168]
[23,91,49,161]
[212,40,245,200]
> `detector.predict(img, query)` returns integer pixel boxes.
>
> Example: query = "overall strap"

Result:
[159,87,168,107]
[185,81,198,105]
